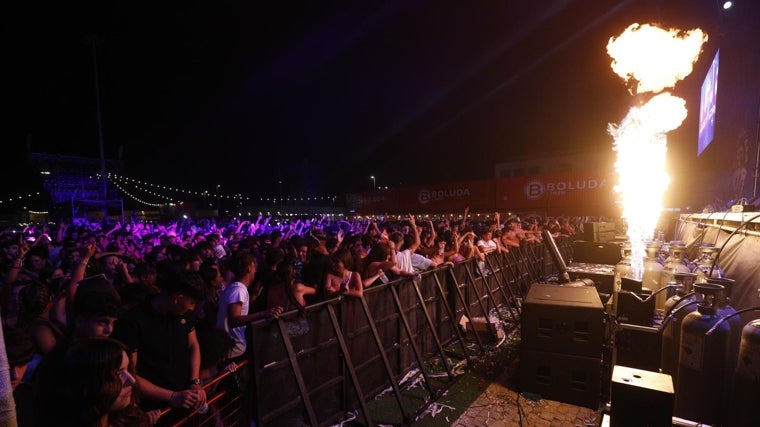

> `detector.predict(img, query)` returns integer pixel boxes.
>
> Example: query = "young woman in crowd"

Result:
[360,242,396,287]
[34,337,153,427]
[451,230,484,263]
[267,261,316,312]
[324,248,364,298]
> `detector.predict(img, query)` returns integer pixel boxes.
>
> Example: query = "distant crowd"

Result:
[0,210,599,426]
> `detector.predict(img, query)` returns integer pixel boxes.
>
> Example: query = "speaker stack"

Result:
[583,221,617,242]
[520,283,605,408]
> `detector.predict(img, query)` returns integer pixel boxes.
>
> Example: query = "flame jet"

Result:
[607,23,707,280]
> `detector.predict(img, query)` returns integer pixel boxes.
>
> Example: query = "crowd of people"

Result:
[0,209,592,426]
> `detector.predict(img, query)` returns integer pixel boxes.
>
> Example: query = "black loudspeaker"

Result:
[519,348,602,409]
[522,284,604,358]
[614,324,662,372]
[583,222,617,242]
[610,365,673,427]
[572,241,622,265]
[567,262,615,297]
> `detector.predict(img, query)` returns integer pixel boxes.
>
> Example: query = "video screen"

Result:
[698,49,719,156]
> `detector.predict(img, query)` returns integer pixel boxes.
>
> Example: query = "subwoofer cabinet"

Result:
[521,283,605,358]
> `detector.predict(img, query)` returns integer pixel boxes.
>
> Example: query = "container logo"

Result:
[525,180,545,200]
[524,178,605,200]
[418,188,471,204]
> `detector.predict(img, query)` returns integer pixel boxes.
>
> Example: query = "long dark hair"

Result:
[35,338,144,427]
[330,248,356,274]
[276,260,306,315]
[361,242,390,278]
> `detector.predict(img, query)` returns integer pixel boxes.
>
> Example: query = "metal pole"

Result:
[91,37,107,200]
[752,96,760,198]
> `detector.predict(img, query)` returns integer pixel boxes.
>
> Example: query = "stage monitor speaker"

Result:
[519,348,602,409]
[610,365,673,427]
[522,284,604,357]
[572,241,621,265]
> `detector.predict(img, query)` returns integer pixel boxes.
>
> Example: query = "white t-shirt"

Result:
[477,239,497,253]
[411,253,433,274]
[217,281,249,359]
[396,249,414,274]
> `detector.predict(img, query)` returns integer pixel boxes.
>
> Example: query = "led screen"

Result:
[698,49,719,156]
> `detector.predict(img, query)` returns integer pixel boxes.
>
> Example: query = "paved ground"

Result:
[450,360,603,427]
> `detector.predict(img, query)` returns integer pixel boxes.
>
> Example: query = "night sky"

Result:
[1,0,747,210]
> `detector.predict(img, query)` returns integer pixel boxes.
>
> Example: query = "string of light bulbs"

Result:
[104,173,338,203]
[105,174,176,202]
[110,179,181,207]
[0,192,41,205]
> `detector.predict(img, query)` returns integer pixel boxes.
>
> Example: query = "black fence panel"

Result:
[250,315,310,426]
[428,268,457,348]
[250,304,345,426]
[346,282,404,399]
[243,248,548,427]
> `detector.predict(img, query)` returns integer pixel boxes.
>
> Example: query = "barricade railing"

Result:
[160,248,550,426]
[156,359,250,427]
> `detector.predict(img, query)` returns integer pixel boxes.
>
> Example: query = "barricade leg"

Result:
[326,303,374,427]
[446,267,486,351]
[277,319,319,426]
[432,270,472,361]
[463,262,500,337]
[358,294,413,424]
[484,253,520,323]
[408,277,456,382]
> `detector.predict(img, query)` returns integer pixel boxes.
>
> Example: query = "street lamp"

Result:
[370,175,376,190]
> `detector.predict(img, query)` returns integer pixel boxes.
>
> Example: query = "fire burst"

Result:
[607,23,707,280]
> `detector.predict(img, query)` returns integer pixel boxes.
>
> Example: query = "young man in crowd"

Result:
[112,269,209,413]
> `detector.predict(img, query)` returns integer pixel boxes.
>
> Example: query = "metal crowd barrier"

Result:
[156,359,251,426]
[158,239,568,426]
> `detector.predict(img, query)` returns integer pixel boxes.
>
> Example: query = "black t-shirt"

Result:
[250,268,278,313]
[112,296,195,407]
[301,252,332,300]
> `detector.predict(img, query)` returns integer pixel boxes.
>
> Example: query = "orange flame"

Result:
[607,24,706,280]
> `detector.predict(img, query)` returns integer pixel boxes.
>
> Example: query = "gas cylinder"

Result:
[658,242,690,310]
[663,272,698,315]
[660,298,700,388]
[706,277,735,306]
[674,303,731,425]
[704,279,739,342]
[694,244,724,283]
[734,319,760,427]
[694,282,741,417]
[641,240,663,294]
[660,272,699,386]
[612,243,633,315]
